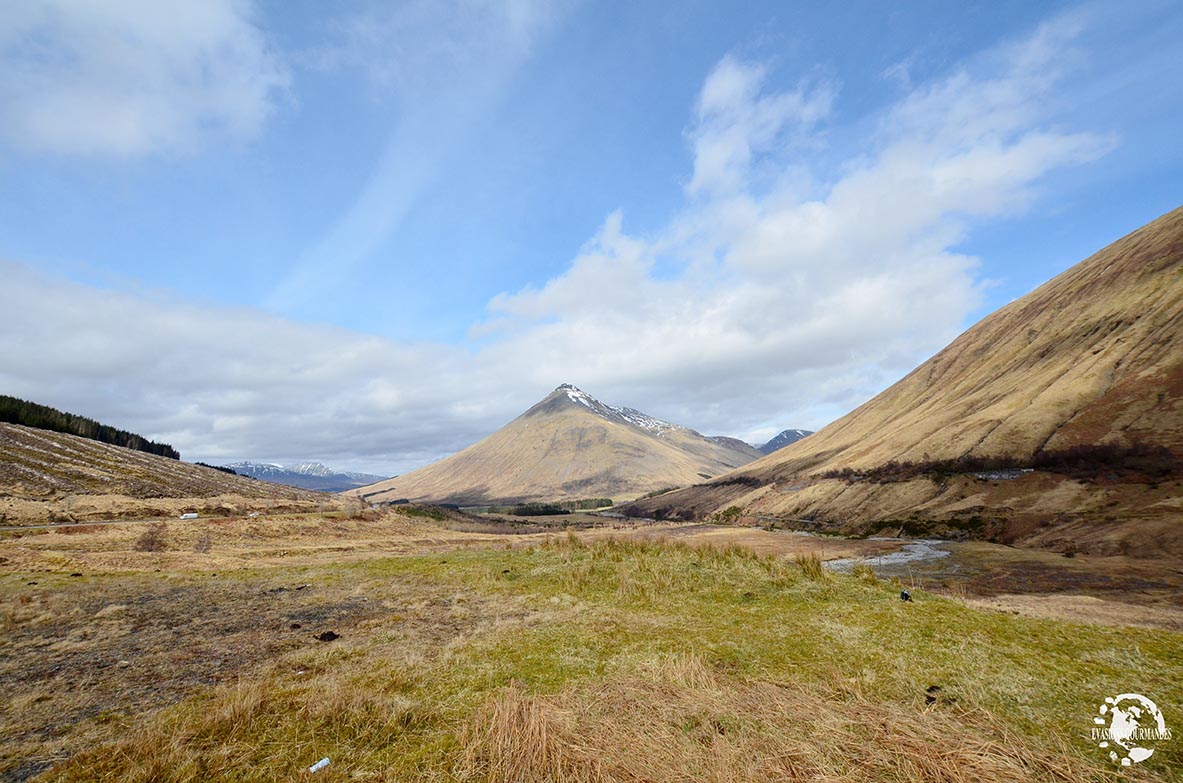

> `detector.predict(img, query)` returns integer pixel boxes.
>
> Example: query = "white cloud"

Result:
[687,56,836,198]
[0,15,1118,472]
[308,0,563,98]
[0,0,287,157]
[0,262,491,474]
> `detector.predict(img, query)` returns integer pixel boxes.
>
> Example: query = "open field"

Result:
[1,511,1181,781]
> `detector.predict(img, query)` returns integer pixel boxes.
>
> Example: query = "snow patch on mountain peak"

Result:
[287,462,334,477]
[560,384,596,409]
[554,384,684,437]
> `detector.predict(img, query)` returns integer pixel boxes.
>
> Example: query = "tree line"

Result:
[0,394,180,460]
[486,498,615,516]
[196,462,240,476]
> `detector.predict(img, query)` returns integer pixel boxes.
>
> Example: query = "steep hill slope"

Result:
[351,385,759,505]
[0,422,327,523]
[627,205,1183,556]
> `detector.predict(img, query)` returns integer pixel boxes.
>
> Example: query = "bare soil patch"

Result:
[0,572,389,780]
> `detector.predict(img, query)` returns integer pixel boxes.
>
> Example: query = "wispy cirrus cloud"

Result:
[265,0,574,314]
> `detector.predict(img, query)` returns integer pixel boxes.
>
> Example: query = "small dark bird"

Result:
[900,589,912,602]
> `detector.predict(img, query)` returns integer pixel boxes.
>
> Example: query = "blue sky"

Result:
[1,0,1181,475]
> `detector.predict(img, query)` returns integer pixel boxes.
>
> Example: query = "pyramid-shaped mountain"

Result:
[628,205,1183,556]
[351,385,760,506]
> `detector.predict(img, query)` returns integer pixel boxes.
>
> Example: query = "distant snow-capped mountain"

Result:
[226,461,389,493]
[757,429,814,455]
[286,462,337,477]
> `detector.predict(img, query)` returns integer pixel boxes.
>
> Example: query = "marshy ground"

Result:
[1,510,1180,781]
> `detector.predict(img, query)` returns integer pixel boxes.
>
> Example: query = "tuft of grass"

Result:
[794,551,826,580]
[852,562,878,583]
[55,671,429,782]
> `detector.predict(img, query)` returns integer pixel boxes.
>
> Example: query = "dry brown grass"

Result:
[459,655,1117,783]
[793,551,826,580]
[55,672,428,783]
[851,562,878,584]
[0,491,345,528]
[0,510,536,575]
[0,422,325,506]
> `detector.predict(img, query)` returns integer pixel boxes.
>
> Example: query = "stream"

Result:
[825,537,952,576]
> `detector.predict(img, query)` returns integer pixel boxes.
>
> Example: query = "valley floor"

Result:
[1,511,1180,781]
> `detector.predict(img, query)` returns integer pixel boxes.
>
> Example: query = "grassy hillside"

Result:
[628,205,1183,555]
[0,422,320,501]
[7,529,1175,782]
[759,204,1183,474]
[0,422,328,524]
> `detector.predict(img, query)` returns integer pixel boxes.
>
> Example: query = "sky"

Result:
[1,0,1181,476]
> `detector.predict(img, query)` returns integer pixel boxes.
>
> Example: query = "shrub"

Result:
[716,506,744,524]
[508,503,570,517]
[398,505,450,521]
[133,523,168,552]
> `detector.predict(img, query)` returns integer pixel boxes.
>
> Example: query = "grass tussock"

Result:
[851,562,878,584]
[54,670,428,782]
[460,655,1098,783]
[794,551,826,580]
